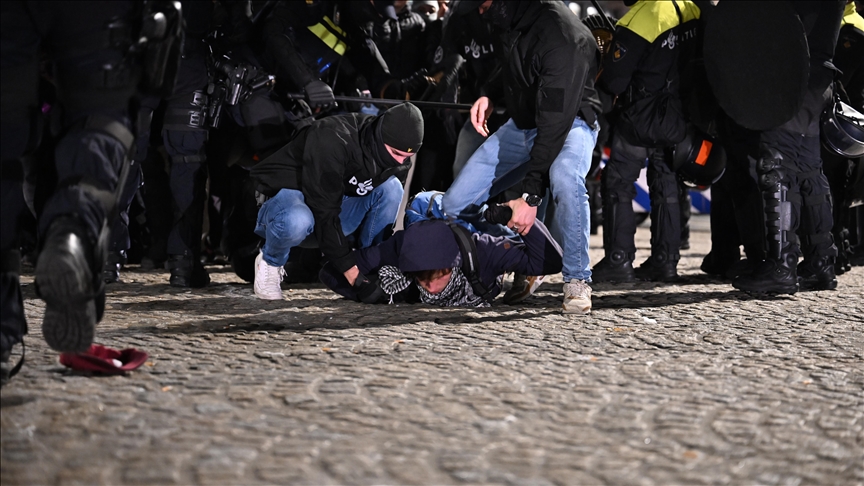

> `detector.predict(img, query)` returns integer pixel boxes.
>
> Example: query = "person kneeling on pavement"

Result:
[249,103,424,300]
[319,192,566,308]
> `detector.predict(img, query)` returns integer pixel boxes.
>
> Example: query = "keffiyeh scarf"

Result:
[377,265,491,307]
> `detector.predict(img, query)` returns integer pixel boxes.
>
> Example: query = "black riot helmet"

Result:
[821,97,864,157]
[673,128,727,189]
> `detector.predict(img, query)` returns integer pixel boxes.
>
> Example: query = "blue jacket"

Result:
[320,219,563,303]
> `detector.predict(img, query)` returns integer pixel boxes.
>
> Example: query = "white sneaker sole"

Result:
[562,297,592,314]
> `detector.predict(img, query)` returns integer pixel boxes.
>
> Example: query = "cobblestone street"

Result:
[2,216,862,485]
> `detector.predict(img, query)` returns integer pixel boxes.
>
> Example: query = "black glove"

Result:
[353,273,387,304]
[304,80,335,110]
[483,204,513,225]
[400,69,436,100]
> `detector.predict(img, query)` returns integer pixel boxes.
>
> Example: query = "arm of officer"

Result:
[598,27,649,96]
[262,9,316,90]
[319,231,405,301]
[300,129,357,281]
[511,45,589,234]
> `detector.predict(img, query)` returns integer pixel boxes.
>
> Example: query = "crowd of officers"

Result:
[1,0,862,383]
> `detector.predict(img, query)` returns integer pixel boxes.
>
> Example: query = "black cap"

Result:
[379,102,424,154]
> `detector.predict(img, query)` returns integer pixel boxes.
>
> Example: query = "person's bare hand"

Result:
[470,96,494,137]
[505,198,538,236]
[344,265,360,286]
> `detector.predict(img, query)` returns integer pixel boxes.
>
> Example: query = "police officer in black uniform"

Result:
[821,0,864,274]
[733,1,845,294]
[593,0,702,282]
[1,0,142,383]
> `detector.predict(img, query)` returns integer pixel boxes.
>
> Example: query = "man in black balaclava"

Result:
[249,103,424,301]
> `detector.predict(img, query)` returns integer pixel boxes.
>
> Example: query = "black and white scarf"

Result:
[377,265,490,307]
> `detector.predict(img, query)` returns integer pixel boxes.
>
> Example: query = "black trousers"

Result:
[0,0,136,353]
[601,133,681,260]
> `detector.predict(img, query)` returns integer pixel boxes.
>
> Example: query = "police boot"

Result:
[35,217,101,353]
[732,252,799,295]
[167,254,210,288]
[797,256,838,291]
[635,253,679,282]
[700,250,741,278]
[592,251,635,283]
[103,250,126,284]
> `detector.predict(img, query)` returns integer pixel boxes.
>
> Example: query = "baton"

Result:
[284,93,484,112]
[589,0,618,31]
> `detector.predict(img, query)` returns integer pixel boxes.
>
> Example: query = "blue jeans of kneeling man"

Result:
[255,176,404,267]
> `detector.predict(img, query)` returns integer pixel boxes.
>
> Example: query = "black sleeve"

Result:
[519,44,591,197]
[300,129,354,272]
[319,231,405,301]
[598,26,650,96]
[262,10,316,90]
[476,220,563,279]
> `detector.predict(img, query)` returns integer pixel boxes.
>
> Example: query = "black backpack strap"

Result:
[446,222,495,303]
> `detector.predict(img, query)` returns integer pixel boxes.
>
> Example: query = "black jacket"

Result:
[485,0,602,198]
[319,219,563,304]
[251,114,410,273]
[599,1,701,99]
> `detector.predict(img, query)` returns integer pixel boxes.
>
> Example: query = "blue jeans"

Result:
[442,118,598,282]
[255,177,404,267]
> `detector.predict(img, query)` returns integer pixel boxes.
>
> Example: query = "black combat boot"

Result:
[35,217,99,353]
[592,250,635,283]
[167,254,210,288]
[797,256,838,291]
[635,253,679,282]
[700,249,740,278]
[103,250,126,284]
[732,252,799,295]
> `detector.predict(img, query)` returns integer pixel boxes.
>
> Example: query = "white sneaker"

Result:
[503,274,546,304]
[563,280,592,314]
[254,252,285,300]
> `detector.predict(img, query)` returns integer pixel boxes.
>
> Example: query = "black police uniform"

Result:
[594,0,701,282]
[152,0,218,288]
[1,0,139,379]
[733,1,844,294]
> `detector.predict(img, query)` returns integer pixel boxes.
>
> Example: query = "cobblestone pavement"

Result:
[2,216,862,485]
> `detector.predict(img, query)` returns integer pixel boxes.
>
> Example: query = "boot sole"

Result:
[36,251,96,353]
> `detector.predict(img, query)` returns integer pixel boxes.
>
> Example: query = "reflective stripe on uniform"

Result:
[307,16,348,56]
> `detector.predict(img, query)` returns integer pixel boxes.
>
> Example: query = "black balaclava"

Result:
[379,102,424,150]
[623,0,638,6]
[364,103,424,168]
[482,0,515,29]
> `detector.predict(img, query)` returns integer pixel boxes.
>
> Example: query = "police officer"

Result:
[733,1,845,294]
[820,0,864,275]
[1,1,141,383]
[592,0,702,283]
[249,103,424,301]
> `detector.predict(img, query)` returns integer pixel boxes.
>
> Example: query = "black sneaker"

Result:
[700,251,740,278]
[167,255,210,288]
[35,217,98,353]
[797,256,838,291]
[732,257,798,295]
[592,254,635,283]
[634,256,679,282]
